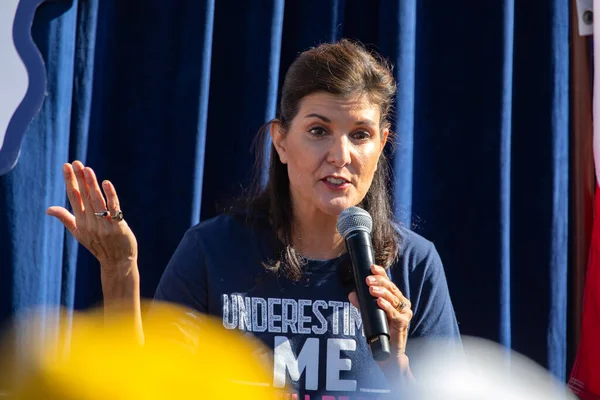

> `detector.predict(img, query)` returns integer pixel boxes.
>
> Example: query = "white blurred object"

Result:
[405,336,577,400]
[578,0,593,36]
[0,0,29,151]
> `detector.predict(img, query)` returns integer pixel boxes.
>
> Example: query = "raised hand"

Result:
[46,161,138,273]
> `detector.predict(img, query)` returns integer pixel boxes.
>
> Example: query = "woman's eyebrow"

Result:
[304,113,330,122]
[304,113,376,127]
[354,119,376,127]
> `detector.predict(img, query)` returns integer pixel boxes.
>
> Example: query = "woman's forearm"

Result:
[101,262,144,344]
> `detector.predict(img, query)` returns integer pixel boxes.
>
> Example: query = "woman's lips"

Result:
[321,176,350,190]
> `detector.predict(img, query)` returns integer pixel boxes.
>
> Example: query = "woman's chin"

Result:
[319,199,359,217]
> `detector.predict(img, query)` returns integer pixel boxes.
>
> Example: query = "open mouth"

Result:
[322,176,350,190]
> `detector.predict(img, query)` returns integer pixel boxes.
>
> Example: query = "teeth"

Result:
[327,177,346,185]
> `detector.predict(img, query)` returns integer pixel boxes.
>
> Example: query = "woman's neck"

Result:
[291,209,345,261]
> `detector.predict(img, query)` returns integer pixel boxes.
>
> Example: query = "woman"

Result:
[47,39,460,398]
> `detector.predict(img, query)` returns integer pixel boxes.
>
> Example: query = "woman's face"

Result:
[271,92,388,219]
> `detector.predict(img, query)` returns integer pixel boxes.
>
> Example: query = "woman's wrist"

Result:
[100,261,139,302]
[381,354,415,384]
[377,355,415,400]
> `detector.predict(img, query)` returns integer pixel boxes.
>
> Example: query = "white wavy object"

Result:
[406,336,577,400]
[0,0,29,151]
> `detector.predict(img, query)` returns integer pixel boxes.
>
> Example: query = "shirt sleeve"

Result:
[405,242,460,340]
[153,228,208,314]
[390,239,463,387]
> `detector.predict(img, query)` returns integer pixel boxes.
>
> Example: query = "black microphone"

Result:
[337,206,391,361]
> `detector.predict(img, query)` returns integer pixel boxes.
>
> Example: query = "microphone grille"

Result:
[336,206,373,238]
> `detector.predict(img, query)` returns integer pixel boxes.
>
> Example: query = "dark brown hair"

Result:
[244,39,399,281]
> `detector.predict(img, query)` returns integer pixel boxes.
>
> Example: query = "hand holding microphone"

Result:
[337,207,413,372]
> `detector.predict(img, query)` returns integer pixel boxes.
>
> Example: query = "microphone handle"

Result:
[345,230,391,361]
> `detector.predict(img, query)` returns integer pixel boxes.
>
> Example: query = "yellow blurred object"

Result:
[0,302,279,400]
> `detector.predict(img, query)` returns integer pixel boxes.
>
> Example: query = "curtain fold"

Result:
[0,0,570,380]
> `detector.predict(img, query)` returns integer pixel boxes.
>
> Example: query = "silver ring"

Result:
[94,211,109,218]
[110,209,124,221]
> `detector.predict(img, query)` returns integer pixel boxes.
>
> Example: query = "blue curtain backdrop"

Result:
[0,0,569,380]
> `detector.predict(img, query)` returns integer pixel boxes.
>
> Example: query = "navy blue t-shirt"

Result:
[153,214,460,399]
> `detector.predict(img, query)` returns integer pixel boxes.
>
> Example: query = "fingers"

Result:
[353,267,412,359]
[48,161,138,267]
[369,284,402,313]
[46,206,77,235]
[102,180,121,215]
[83,167,108,214]
[62,163,85,220]
[366,264,413,329]
[376,296,411,329]
[359,265,413,360]
[367,264,411,311]
[72,161,97,220]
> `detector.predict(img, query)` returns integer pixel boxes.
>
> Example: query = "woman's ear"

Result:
[270,121,288,164]
[380,128,389,154]
[374,128,389,173]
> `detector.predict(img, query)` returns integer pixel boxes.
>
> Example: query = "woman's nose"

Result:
[327,136,351,167]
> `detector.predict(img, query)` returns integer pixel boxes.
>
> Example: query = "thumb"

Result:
[348,291,359,309]
[46,206,77,235]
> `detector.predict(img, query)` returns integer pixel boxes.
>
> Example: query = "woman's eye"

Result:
[352,131,371,140]
[309,127,328,137]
